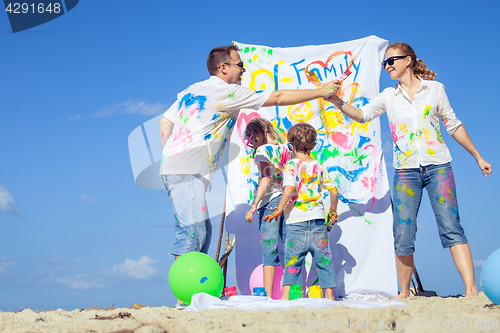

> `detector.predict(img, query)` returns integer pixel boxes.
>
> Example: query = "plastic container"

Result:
[289,285,302,300]
[308,285,322,298]
[224,286,238,297]
[252,287,267,296]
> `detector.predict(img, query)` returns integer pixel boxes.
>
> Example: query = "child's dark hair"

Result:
[244,118,285,157]
[287,123,317,154]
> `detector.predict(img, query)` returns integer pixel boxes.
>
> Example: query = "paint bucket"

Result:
[308,285,322,298]
[252,287,267,296]
[224,286,238,297]
[289,285,302,300]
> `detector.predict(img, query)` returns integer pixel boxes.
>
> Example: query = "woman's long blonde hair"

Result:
[388,42,436,81]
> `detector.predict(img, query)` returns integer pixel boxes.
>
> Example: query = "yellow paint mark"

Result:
[439,197,445,204]
[281,77,294,83]
[351,121,370,135]
[400,124,408,133]
[260,83,266,90]
[423,127,431,141]
[286,255,299,267]
[439,167,445,174]
[277,60,285,65]
[253,54,258,62]
[240,154,251,175]
[428,148,436,155]
[249,68,274,91]
[396,182,415,197]
[288,102,314,122]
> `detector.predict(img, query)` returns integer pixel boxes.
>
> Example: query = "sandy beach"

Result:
[1,293,498,333]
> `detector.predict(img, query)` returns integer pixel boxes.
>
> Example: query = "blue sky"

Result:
[1,0,499,311]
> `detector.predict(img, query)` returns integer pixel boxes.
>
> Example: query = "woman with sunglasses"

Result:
[327,42,492,299]
[244,118,291,298]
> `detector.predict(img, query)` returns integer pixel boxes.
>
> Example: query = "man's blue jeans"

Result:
[162,174,212,256]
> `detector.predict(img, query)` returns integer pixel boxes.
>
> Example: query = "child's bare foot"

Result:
[324,287,335,301]
[280,285,290,300]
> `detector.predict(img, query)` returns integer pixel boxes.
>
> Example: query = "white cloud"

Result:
[112,255,158,280]
[67,114,82,121]
[49,257,63,262]
[78,194,97,205]
[0,185,19,214]
[57,274,104,289]
[0,258,14,274]
[473,259,486,269]
[93,100,168,118]
[70,257,85,263]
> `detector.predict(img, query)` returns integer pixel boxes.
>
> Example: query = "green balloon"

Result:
[168,252,224,305]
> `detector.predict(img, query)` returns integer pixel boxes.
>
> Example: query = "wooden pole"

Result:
[413,266,424,293]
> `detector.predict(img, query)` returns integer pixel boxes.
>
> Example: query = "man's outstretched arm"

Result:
[262,80,340,107]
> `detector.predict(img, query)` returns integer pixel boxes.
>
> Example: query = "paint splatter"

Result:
[288,266,299,274]
[201,205,206,212]
[398,218,412,225]
[286,255,299,267]
[200,277,208,284]
[423,105,432,119]
[396,182,415,197]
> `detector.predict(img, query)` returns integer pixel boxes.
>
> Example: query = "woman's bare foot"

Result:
[391,290,411,301]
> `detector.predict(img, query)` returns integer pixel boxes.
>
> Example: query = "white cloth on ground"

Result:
[185,293,406,311]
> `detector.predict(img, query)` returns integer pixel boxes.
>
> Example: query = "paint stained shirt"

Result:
[254,144,291,208]
[282,159,337,224]
[160,76,271,183]
[361,79,462,169]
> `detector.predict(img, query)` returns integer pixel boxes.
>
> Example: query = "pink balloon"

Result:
[248,264,284,299]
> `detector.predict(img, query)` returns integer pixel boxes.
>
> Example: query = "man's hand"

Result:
[245,204,257,223]
[321,80,342,99]
[263,209,281,222]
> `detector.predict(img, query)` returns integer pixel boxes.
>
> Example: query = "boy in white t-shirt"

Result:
[264,123,339,300]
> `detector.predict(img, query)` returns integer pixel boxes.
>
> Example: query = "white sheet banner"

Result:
[225,36,397,299]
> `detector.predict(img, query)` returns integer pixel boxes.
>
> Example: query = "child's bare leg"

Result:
[324,288,335,301]
[280,285,290,300]
[263,265,276,297]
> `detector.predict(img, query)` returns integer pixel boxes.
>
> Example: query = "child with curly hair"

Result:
[265,122,339,300]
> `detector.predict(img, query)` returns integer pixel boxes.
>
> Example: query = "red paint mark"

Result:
[288,266,299,274]
[331,132,353,149]
[390,122,404,143]
[237,111,261,145]
[201,205,206,212]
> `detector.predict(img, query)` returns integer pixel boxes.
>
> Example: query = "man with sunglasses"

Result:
[159,45,340,271]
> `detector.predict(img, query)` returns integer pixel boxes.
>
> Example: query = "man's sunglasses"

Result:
[224,62,245,70]
[381,56,407,68]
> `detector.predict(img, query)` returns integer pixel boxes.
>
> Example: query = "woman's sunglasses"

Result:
[381,55,407,68]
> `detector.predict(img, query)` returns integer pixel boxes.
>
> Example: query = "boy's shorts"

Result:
[283,219,337,289]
